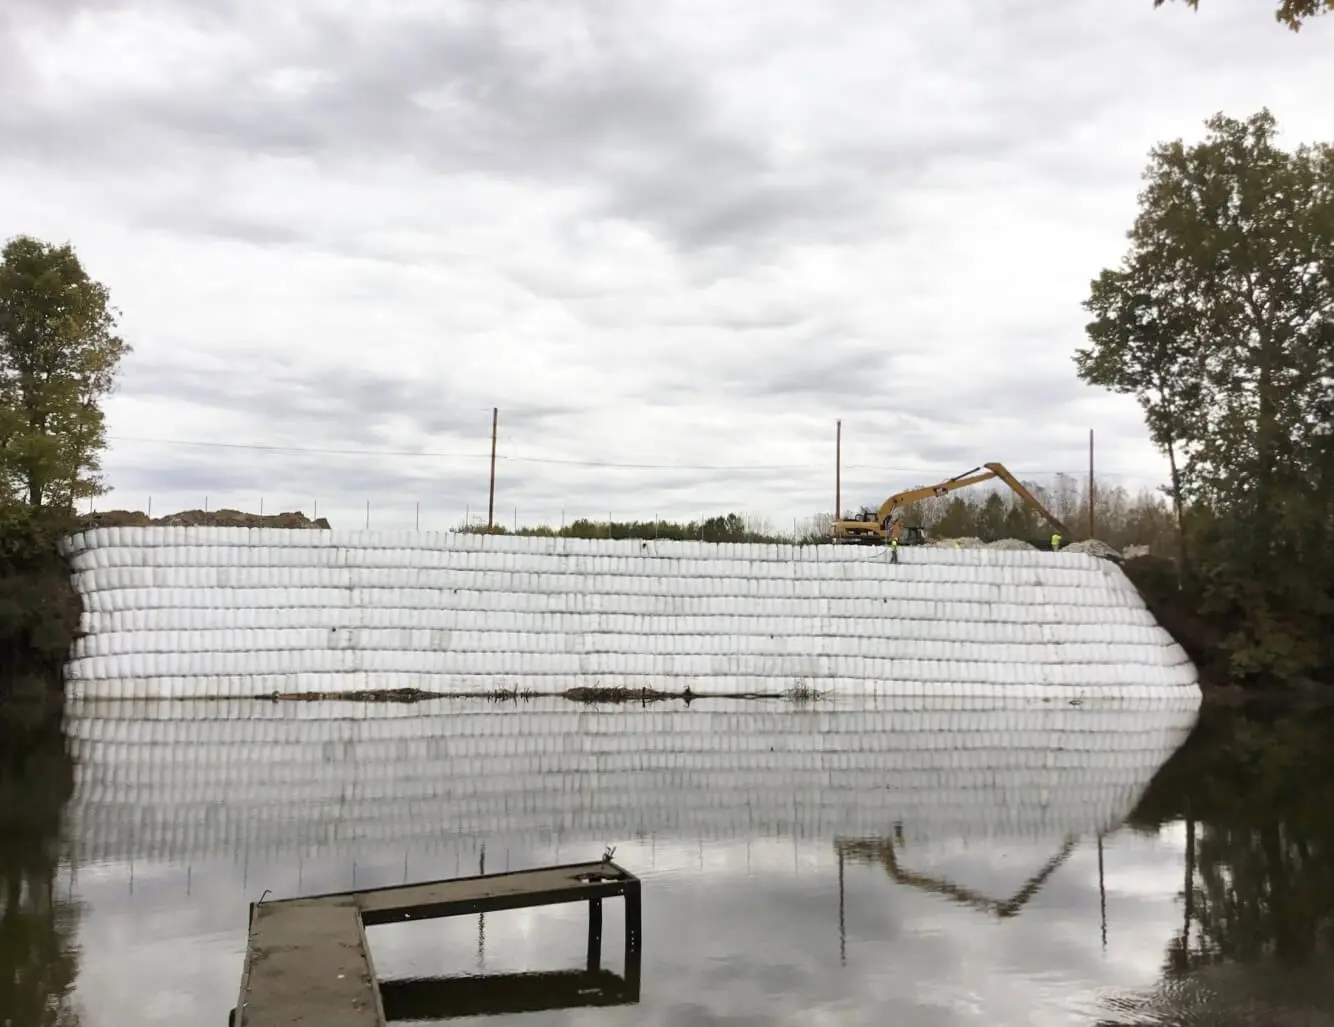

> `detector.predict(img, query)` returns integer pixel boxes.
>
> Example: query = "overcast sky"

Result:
[2,0,1331,533]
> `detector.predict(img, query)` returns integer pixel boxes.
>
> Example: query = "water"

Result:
[4,694,1334,1026]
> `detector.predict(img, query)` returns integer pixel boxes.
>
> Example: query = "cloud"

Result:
[2,0,1332,530]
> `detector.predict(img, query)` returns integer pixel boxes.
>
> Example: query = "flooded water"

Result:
[4,693,1334,1026]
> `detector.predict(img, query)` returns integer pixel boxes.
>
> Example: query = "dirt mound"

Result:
[924,535,1124,559]
[1062,538,1122,560]
[78,508,331,530]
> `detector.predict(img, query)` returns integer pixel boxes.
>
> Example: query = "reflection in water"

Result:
[379,968,640,1020]
[57,696,1201,1025]
[64,697,1198,866]
[0,684,80,1027]
[837,835,1079,920]
[22,693,1334,1023]
[1103,705,1334,1025]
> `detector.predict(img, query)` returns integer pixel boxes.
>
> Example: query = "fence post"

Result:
[260,496,264,516]
[147,495,152,518]
[416,501,420,530]
[365,499,370,529]
[205,495,209,513]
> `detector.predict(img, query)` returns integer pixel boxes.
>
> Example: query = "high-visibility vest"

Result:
[1051,533,1061,550]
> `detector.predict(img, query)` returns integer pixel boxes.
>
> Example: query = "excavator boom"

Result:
[831,461,1071,544]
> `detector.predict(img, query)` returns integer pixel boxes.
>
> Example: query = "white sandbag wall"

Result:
[58,527,1199,700]
[64,698,1197,864]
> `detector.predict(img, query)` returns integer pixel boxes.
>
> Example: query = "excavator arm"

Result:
[982,462,1071,537]
[832,461,1072,543]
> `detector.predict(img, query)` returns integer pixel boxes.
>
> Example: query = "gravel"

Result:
[924,535,1125,559]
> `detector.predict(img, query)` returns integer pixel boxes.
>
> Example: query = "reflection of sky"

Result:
[57,700,1201,1024]
[62,831,1194,1025]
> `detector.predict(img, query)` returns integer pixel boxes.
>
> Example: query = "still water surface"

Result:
[4,695,1334,1026]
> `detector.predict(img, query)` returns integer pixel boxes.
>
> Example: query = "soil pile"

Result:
[925,535,1124,559]
[78,509,331,530]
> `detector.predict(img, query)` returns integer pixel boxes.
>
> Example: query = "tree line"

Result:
[462,477,1181,555]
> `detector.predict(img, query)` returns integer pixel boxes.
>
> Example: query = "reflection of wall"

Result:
[59,527,1199,700]
[66,698,1198,865]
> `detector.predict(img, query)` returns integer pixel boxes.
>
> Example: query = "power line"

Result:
[106,434,1160,478]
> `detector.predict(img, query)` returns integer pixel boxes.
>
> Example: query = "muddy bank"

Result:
[1120,554,1334,701]
[0,512,82,689]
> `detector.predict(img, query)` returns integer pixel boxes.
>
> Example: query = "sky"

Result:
[2,0,1332,534]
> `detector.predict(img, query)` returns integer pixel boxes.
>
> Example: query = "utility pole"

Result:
[487,407,498,530]
[835,419,842,521]
[1088,429,1096,538]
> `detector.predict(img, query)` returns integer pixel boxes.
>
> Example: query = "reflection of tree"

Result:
[1101,706,1334,1024]
[0,680,81,1026]
[1186,823,1334,968]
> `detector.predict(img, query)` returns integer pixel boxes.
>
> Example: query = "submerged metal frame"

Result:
[231,859,642,1025]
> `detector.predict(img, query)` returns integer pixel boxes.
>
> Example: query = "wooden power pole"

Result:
[487,407,498,530]
[1088,428,1096,538]
[835,419,842,521]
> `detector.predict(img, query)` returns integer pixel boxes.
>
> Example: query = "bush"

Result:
[0,503,81,686]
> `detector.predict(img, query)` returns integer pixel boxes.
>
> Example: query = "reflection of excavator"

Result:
[835,834,1078,919]
[831,462,1072,545]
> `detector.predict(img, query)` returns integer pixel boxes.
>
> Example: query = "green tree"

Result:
[1153,0,1333,31]
[975,492,1008,542]
[931,497,977,539]
[1001,501,1040,542]
[1077,256,1203,568]
[0,236,129,511]
[1078,110,1334,683]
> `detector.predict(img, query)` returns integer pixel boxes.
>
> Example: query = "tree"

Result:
[0,236,129,511]
[1077,110,1334,682]
[1077,262,1204,571]
[975,492,1008,541]
[1153,0,1334,32]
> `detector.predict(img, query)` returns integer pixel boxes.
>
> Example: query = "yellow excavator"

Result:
[832,462,1072,545]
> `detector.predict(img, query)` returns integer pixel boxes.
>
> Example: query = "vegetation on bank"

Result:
[0,237,128,691]
[1075,110,1334,690]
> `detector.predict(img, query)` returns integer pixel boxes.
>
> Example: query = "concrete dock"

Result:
[231,860,642,1025]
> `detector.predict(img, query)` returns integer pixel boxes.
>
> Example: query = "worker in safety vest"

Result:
[1051,532,1062,551]
[890,536,899,564]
